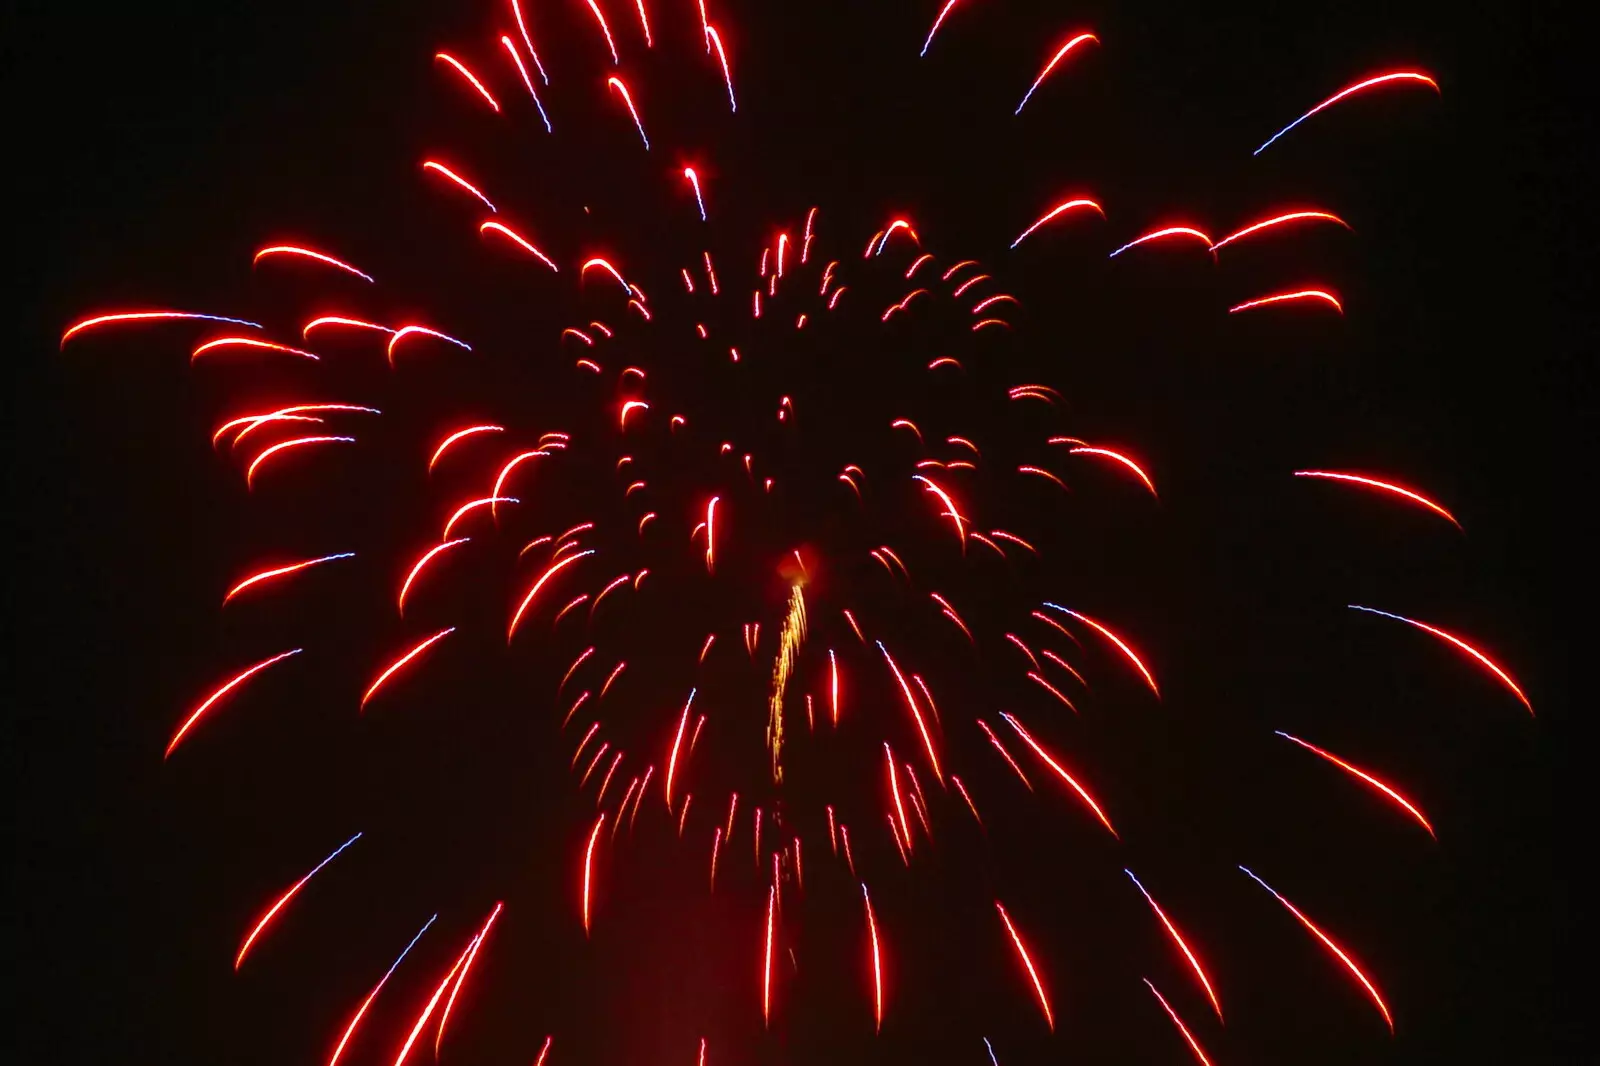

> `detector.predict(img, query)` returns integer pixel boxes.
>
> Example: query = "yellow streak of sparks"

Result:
[766,581,807,784]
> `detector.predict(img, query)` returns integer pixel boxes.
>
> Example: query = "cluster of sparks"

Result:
[59,2,1539,1064]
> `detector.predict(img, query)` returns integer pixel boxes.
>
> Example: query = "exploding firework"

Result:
[59,1,1537,1063]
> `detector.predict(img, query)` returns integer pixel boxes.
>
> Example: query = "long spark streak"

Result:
[1229,288,1342,314]
[1124,870,1224,1019]
[167,649,302,757]
[508,550,596,641]
[877,641,943,782]
[763,882,777,1026]
[434,53,500,112]
[1142,979,1216,1066]
[254,244,373,281]
[1015,33,1100,115]
[606,76,650,149]
[435,902,504,1053]
[225,553,354,604]
[61,310,262,346]
[391,937,474,1066]
[1010,198,1105,249]
[362,628,455,710]
[920,0,966,56]
[1348,605,1532,713]
[1275,732,1436,836]
[1239,866,1394,1032]
[1211,210,1350,250]
[1041,603,1160,696]
[1000,713,1116,835]
[236,832,362,969]
[665,688,696,807]
[583,814,606,934]
[398,539,470,615]
[994,901,1054,1029]
[1293,470,1460,527]
[862,883,884,1030]
[1254,70,1439,155]
[326,914,436,1066]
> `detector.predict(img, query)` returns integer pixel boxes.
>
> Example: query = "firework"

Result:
[61,2,1532,1061]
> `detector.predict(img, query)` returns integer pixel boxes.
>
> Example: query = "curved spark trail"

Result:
[1254,70,1439,155]
[327,914,436,1066]
[1014,33,1100,116]
[1348,606,1533,713]
[1142,979,1216,1066]
[1211,210,1351,250]
[235,832,362,969]
[862,882,885,1030]
[1229,288,1343,314]
[253,244,374,282]
[61,310,262,346]
[361,628,456,710]
[1275,731,1436,837]
[994,901,1053,1030]
[1041,604,1159,697]
[1239,866,1395,1033]
[1293,470,1461,528]
[166,649,302,757]
[1010,198,1105,249]
[224,554,355,605]
[1124,870,1224,1019]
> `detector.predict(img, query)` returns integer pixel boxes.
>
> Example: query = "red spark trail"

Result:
[434,53,500,112]
[480,221,559,271]
[1254,70,1439,155]
[235,832,362,969]
[1275,732,1436,837]
[191,335,322,364]
[920,0,967,57]
[1211,210,1351,250]
[583,814,606,935]
[429,425,504,471]
[976,718,1032,790]
[508,0,548,85]
[166,649,301,757]
[884,743,913,848]
[326,915,435,1066]
[1067,446,1158,497]
[253,244,373,282]
[1014,33,1100,115]
[303,315,393,338]
[763,882,777,1026]
[224,554,354,605]
[435,902,503,1053]
[1142,979,1216,1066]
[245,435,355,489]
[391,936,474,1066]
[585,0,619,64]
[1293,470,1460,528]
[1124,870,1224,1019]
[1239,866,1394,1032]
[387,324,472,365]
[1229,288,1343,314]
[606,76,650,149]
[829,649,841,724]
[878,642,944,782]
[508,550,597,641]
[362,628,455,710]
[1000,713,1116,835]
[705,26,736,112]
[994,901,1054,1030]
[632,0,652,46]
[1108,226,1213,258]
[665,688,696,808]
[442,497,516,540]
[1026,671,1078,713]
[1009,197,1105,249]
[1349,605,1533,713]
[61,309,262,346]
[421,160,497,212]
[951,775,983,825]
[710,827,723,890]
[398,538,470,615]
[1041,604,1159,697]
[862,882,885,1030]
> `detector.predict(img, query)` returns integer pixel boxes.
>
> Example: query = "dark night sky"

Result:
[10,1,1583,1064]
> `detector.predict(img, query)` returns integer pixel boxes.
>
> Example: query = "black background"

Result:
[9,1,1582,1064]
